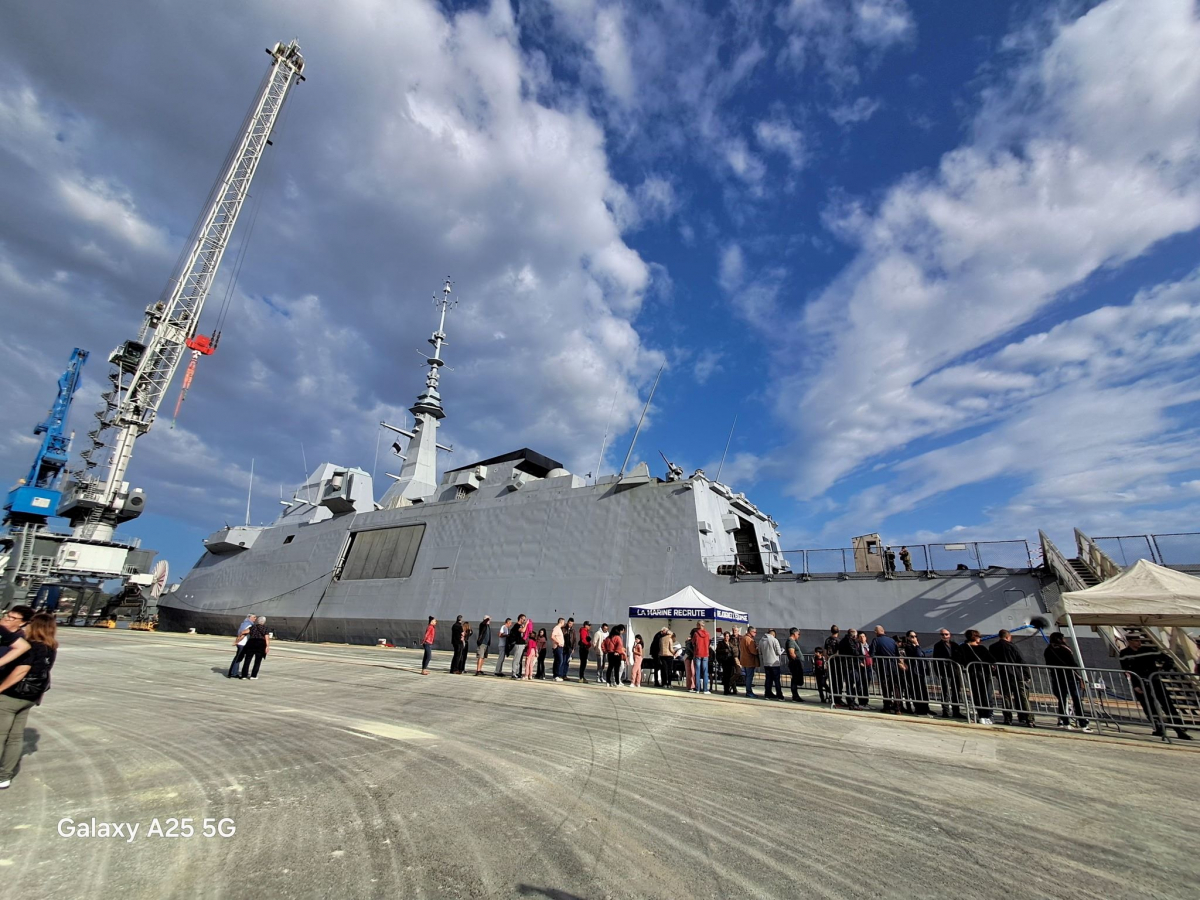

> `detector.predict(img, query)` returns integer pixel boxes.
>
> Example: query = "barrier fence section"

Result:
[964,662,1162,734]
[1147,672,1200,736]
[704,540,1035,577]
[823,656,974,720]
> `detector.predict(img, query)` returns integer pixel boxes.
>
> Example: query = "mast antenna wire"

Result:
[620,364,664,477]
[715,413,738,482]
[593,381,619,484]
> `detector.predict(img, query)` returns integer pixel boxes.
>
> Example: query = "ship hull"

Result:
[163,475,1052,651]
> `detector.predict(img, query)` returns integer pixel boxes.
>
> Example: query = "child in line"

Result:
[535,628,548,679]
[813,647,829,704]
[630,635,644,687]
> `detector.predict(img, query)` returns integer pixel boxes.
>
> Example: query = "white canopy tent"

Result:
[1057,559,1200,627]
[629,585,749,624]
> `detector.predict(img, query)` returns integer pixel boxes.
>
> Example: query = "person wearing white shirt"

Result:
[228,615,255,679]
[592,625,610,683]
[493,618,513,676]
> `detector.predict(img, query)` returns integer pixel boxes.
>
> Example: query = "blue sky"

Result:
[1,0,1199,580]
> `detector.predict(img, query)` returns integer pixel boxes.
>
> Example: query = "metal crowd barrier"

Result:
[824,656,974,720]
[1147,672,1200,738]
[964,662,1160,735]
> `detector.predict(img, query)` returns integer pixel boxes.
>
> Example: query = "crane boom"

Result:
[2,347,89,526]
[59,40,305,541]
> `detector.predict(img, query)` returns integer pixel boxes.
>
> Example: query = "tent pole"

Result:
[1063,612,1097,722]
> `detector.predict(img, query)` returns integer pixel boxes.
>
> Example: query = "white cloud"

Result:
[829,95,881,126]
[777,0,914,84]
[776,0,1200,536]
[718,244,745,293]
[692,348,724,385]
[754,118,807,170]
[0,0,667,549]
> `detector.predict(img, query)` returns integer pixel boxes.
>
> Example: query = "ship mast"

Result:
[380,279,456,506]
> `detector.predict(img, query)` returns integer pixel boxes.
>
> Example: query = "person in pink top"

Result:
[523,631,538,680]
[630,635,645,687]
[420,616,437,675]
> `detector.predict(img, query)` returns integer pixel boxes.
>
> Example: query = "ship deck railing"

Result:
[704,540,1038,581]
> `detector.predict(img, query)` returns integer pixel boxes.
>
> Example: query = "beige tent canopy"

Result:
[1057,559,1200,627]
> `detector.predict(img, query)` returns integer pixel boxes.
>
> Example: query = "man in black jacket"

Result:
[1119,635,1193,740]
[835,629,865,709]
[932,629,965,719]
[989,630,1033,726]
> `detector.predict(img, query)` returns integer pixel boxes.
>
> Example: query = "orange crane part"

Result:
[170,333,218,428]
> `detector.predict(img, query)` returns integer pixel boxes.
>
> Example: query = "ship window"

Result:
[283,535,295,545]
[339,524,425,581]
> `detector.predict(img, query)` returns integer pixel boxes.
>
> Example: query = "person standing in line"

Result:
[932,628,965,719]
[507,614,527,678]
[959,629,996,725]
[605,625,627,686]
[450,615,465,674]
[812,647,830,704]
[592,624,611,683]
[630,634,645,687]
[648,628,665,686]
[885,547,896,573]
[523,628,538,680]
[785,628,805,702]
[577,621,592,683]
[240,616,271,680]
[900,631,931,716]
[512,615,533,679]
[824,625,842,704]
[461,620,472,673]
[474,616,492,675]
[717,630,740,695]
[535,629,548,679]
[869,626,901,713]
[420,615,437,676]
[229,613,255,678]
[691,622,711,694]
[0,606,32,672]
[550,618,566,682]
[758,628,784,700]
[899,546,913,571]
[834,628,865,709]
[1044,632,1092,732]
[683,634,696,692]
[739,626,761,698]
[493,617,513,676]
[652,626,672,688]
[990,629,1033,726]
[857,631,874,707]
[560,618,576,681]
[0,612,58,789]
[1120,634,1192,740]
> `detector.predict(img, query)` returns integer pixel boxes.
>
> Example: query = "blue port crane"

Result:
[3,348,89,526]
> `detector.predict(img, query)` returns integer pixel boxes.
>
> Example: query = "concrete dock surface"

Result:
[2,629,1196,900]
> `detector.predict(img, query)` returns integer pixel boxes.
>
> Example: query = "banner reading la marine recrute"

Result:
[629,607,749,623]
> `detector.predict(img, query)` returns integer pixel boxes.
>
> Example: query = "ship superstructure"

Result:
[163,286,1050,649]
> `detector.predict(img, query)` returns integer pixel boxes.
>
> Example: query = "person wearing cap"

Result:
[1119,634,1192,740]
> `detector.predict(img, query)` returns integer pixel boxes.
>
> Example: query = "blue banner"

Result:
[628,606,749,623]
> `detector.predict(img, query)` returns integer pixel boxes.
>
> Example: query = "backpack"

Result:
[7,645,54,703]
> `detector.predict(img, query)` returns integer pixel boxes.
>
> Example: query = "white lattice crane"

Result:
[58,41,306,542]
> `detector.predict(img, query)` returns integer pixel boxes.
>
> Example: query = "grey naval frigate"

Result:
[161,279,1064,651]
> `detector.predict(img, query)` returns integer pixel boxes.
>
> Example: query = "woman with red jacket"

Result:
[421,616,436,675]
[605,625,627,686]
